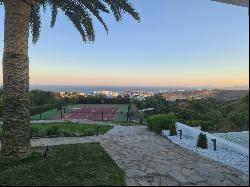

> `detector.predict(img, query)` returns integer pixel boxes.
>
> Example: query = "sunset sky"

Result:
[0,0,249,88]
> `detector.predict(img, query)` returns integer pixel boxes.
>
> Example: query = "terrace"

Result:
[0,0,249,186]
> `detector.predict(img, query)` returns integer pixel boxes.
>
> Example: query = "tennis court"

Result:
[64,105,121,121]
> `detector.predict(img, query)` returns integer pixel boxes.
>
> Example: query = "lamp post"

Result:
[96,126,100,136]
[44,145,49,158]
[211,139,217,151]
[178,130,183,139]
[127,98,131,122]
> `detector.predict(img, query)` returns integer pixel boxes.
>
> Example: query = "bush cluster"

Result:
[186,120,215,132]
[197,133,208,149]
[29,123,111,138]
[46,125,61,136]
[147,113,177,134]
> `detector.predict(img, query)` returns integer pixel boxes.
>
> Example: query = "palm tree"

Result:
[0,0,140,159]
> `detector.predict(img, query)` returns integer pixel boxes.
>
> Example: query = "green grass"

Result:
[0,143,126,186]
[0,122,113,138]
[31,109,61,120]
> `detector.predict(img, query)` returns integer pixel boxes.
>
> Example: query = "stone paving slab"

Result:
[0,125,249,186]
[100,126,249,186]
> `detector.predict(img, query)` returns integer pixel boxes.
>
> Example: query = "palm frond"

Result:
[1,0,140,43]
[30,5,41,43]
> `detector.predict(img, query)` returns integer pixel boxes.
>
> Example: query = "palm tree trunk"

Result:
[1,0,31,159]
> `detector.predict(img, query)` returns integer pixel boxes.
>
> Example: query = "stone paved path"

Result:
[1,126,249,186]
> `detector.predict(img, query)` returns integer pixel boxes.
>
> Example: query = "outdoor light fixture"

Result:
[211,139,217,151]
[96,126,100,136]
[178,130,183,139]
[44,145,49,158]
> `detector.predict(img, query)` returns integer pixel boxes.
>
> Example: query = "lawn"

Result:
[0,143,126,186]
[0,122,113,138]
[31,109,61,120]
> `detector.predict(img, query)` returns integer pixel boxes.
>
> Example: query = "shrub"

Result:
[197,133,208,149]
[61,129,73,137]
[147,113,177,134]
[177,118,186,124]
[228,103,249,129]
[46,125,61,136]
[169,124,177,136]
[205,110,223,124]
[186,120,215,132]
[82,129,96,136]
[31,127,46,137]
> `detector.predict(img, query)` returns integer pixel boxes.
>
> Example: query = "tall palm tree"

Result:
[0,0,140,159]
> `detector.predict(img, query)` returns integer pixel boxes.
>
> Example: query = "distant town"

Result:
[55,89,249,101]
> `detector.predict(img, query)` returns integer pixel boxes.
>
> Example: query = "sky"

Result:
[0,0,249,88]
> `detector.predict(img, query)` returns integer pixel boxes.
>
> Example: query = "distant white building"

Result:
[93,90,119,98]
[78,92,86,96]
[136,96,145,101]
[59,92,66,97]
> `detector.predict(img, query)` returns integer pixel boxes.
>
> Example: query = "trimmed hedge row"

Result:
[30,104,58,116]
[30,123,113,138]
[147,113,177,134]
[186,120,215,132]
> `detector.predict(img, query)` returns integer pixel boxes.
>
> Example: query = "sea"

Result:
[30,85,201,94]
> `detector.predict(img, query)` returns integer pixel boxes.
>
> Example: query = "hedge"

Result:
[147,113,177,134]
[186,120,215,132]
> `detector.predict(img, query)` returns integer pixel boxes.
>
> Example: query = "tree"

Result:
[30,89,56,106]
[205,110,223,125]
[138,96,167,113]
[228,103,249,130]
[242,93,249,104]
[0,0,140,159]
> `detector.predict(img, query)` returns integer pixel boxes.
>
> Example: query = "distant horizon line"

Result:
[0,84,249,90]
[29,84,249,90]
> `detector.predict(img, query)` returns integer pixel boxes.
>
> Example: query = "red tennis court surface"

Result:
[63,106,118,121]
